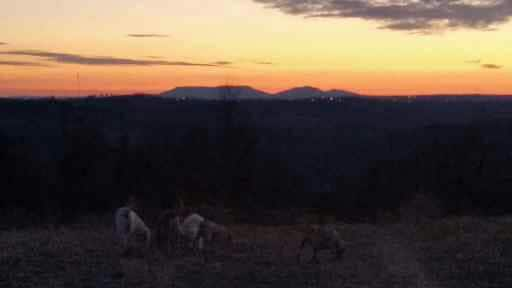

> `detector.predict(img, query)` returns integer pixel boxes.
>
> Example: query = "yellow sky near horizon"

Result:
[1,0,511,96]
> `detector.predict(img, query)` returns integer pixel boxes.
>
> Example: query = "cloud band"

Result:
[253,0,512,32]
[1,50,230,67]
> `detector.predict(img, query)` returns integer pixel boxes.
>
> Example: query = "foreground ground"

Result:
[2,216,512,288]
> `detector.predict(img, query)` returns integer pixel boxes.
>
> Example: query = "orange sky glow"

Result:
[1,0,511,96]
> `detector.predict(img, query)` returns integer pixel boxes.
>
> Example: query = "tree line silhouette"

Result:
[1,94,512,227]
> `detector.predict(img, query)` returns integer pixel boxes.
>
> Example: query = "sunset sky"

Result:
[1,0,511,96]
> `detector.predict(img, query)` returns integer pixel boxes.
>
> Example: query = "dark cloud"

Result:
[253,0,512,32]
[466,59,502,69]
[1,50,230,67]
[0,60,49,67]
[127,34,168,38]
[255,61,274,65]
[481,63,502,69]
[213,61,232,65]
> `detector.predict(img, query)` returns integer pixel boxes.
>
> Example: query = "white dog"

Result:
[114,201,151,255]
[177,213,205,251]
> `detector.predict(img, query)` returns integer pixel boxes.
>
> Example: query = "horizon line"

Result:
[2,85,512,98]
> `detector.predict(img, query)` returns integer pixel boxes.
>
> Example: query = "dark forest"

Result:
[2,94,512,227]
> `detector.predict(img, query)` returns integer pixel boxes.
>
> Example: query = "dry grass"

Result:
[2,216,512,288]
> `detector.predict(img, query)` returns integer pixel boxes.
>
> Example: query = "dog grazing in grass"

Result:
[114,197,151,256]
[157,209,233,260]
[173,213,206,254]
[297,225,346,264]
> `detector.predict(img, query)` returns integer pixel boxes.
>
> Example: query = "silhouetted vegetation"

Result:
[1,95,512,227]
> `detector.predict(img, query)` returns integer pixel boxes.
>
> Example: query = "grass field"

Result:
[2,216,512,288]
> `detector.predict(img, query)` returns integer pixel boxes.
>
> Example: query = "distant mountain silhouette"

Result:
[325,89,360,98]
[275,86,359,100]
[160,86,269,100]
[274,86,324,99]
[160,85,359,100]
